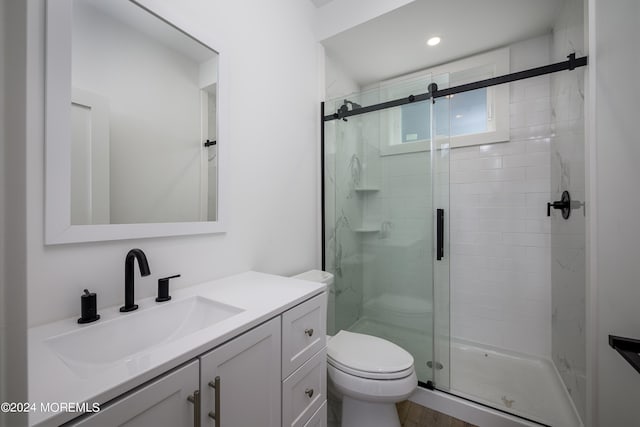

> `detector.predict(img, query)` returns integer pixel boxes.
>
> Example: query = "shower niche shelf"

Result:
[353,227,380,233]
[354,187,380,193]
[609,335,640,375]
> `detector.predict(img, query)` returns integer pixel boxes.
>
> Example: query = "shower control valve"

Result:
[547,191,572,219]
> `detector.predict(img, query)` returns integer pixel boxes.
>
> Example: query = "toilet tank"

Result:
[292,270,335,335]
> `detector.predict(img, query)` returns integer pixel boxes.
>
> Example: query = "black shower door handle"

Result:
[436,209,444,261]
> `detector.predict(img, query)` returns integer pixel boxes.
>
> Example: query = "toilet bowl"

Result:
[291,270,417,427]
[327,330,417,427]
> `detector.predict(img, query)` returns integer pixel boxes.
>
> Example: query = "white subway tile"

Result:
[472,231,503,245]
[473,193,526,208]
[503,152,549,168]
[481,168,526,182]
[452,147,479,160]
[525,218,551,233]
[503,232,551,247]
[525,138,551,152]
[453,157,503,171]
[526,166,552,180]
[479,141,526,157]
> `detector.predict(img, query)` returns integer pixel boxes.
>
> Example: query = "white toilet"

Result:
[293,270,417,427]
[327,330,417,427]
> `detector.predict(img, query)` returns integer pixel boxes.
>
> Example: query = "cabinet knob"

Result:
[304,328,314,337]
[305,388,314,398]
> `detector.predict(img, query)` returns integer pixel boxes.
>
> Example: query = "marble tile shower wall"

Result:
[324,115,366,335]
[550,0,586,420]
[450,36,553,358]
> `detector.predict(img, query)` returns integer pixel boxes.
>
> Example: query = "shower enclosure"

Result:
[322,53,587,427]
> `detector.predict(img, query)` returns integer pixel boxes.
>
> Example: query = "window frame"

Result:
[375,47,510,156]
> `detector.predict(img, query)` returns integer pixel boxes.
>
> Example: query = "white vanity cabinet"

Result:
[199,317,282,427]
[69,361,199,426]
[282,293,328,427]
[64,292,327,427]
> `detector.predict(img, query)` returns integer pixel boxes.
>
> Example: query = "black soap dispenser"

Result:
[78,289,100,324]
[156,274,180,302]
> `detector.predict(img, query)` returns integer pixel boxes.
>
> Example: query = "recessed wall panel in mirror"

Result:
[70,0,218,225]
[45,0,224,244]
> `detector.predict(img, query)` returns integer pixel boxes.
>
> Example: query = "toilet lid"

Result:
[327,330,414,377]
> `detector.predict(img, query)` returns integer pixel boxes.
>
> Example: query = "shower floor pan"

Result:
[349,318,581,427]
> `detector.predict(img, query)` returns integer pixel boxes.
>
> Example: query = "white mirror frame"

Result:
[45,0,228,244]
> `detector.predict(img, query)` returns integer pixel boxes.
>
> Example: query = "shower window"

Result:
[400,89,490,142]
[379,47,510,155]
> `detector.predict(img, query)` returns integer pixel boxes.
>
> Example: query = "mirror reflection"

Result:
[70,0,218,225]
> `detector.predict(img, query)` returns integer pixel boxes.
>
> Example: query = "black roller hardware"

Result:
[324,54,587,122]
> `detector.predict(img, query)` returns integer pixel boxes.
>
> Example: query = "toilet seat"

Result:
[327,330,414,380]
[328,357,414,380]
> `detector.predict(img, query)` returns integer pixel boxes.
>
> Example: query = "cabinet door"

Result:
[70,361,199,427]
[304,401,327,427]
[199,317,281,427]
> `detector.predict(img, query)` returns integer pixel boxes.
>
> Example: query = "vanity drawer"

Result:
[304,400,327,427]
[282,293,327,378]
[283,347,327,427]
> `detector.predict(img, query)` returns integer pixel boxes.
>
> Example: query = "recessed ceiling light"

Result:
[427,36,441,47]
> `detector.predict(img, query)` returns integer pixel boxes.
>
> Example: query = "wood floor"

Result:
[397,401,478,427]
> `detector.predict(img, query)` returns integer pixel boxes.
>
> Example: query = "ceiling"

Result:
[322,0,561,86]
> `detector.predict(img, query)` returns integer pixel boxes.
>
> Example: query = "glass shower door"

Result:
[324,72,451,389]
[430,73,451,390]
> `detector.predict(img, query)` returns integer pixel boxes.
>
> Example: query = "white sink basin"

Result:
[46,296,243,377]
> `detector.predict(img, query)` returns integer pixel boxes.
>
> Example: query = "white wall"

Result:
[314,0,415,41]
[26,0,320,326]
[2,0,29,425]
[449,35,553,358]
[72,1,205,224]
[325,54,360,102]
[590,0,640,425]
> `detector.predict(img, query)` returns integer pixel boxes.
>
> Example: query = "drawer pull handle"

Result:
[187,390,201,427]
[305,388,314,398]
[208,376,220,425]
[304,328,314,337]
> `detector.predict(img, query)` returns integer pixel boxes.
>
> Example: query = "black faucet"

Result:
[120,248,151,312]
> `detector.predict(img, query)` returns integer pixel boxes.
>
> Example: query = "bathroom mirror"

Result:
[45,0,226,244]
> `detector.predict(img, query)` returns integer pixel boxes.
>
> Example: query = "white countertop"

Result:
[28,271,326,426]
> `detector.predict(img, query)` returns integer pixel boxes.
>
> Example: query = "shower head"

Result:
[337,99,362,121]
[343,99,362,110]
